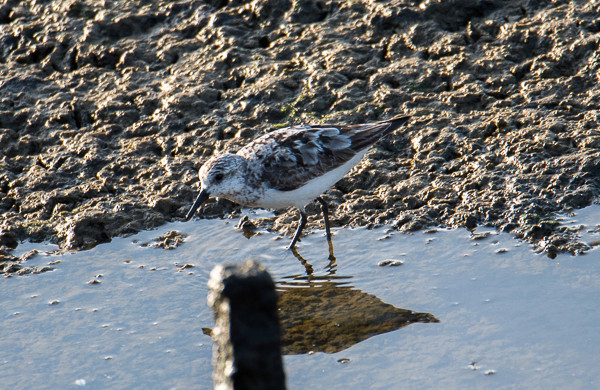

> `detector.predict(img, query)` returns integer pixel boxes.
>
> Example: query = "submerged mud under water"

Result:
[1,1,600,273]
[2,205,600,389]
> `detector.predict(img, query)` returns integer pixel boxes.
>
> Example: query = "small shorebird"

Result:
[186,115,411,250]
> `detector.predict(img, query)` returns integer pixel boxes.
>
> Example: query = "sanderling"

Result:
[186,115,411,250]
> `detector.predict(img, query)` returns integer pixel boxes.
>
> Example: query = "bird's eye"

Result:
[214,173,224,182]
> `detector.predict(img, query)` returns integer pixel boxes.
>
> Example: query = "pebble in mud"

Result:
[141,231,188,250]
[377,259,404,267]
[176,263,194,272]
[471,232,491,241]
[0,0,599,273]
[236,215,261,238]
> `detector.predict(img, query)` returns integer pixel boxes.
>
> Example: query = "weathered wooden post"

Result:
[208,260,286,390]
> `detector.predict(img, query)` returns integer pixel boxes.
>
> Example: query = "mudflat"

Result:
[1,0,599,273]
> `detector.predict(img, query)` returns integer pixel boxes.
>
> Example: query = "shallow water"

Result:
[2,206,600,389]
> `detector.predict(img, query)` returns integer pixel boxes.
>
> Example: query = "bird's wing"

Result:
[237,118,408,191]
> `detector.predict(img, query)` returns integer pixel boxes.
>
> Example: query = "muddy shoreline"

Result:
[1,0,599,273]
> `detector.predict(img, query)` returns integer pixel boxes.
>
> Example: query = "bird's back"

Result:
[237,115,410,192]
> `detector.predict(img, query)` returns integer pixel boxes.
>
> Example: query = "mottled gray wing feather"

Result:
[237,120,400,191]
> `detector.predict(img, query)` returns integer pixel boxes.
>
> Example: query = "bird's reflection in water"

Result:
[278,248,439,355]
[290,245,337,276]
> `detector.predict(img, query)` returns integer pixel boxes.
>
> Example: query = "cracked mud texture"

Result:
[1,0,600,272]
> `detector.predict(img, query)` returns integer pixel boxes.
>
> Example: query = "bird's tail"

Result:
[347,114,411,151]
[378,115,411,136]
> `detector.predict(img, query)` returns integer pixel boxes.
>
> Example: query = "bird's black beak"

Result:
[185,189,209,221]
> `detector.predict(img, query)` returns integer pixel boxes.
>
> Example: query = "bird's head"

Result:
[185,153,247,220]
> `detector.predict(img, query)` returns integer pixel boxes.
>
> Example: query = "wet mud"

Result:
[1,0,600,272]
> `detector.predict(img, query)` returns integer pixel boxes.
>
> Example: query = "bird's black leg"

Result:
[317,196,336,261]
[288,209,307,250]
[317,196,332,241]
